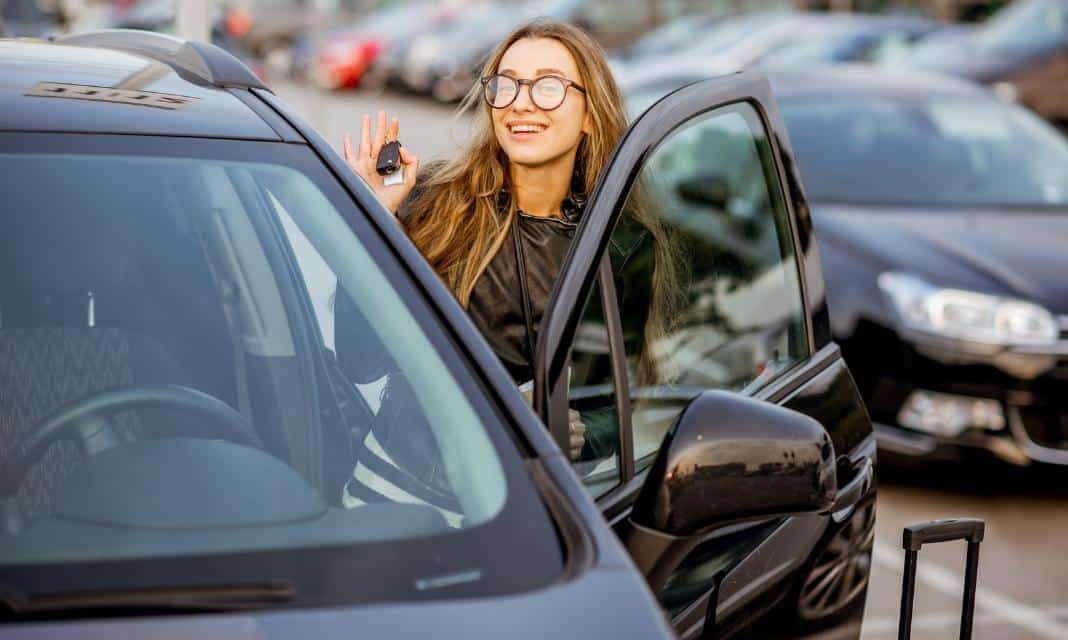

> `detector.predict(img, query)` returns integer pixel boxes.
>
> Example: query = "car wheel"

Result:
[796,500,875,626]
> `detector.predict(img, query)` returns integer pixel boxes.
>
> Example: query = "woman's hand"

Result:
[567,408,586,462]
[343,111,419,215]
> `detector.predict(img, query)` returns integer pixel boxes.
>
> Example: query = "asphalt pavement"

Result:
[270,77,1068,640]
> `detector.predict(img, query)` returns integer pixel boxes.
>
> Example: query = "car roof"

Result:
[0,34,280,139]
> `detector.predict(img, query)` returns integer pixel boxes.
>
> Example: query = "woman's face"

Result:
[491,37,592,169]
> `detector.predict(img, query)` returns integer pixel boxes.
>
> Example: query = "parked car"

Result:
[619,11,949,86]
[625,65,1068,470]
[608,0,791,64]
[0,30,876,638]
[896,0,1068,127]
[400,0,589,102]
[81,0,266,80]
[308,0,460,90]
[756,14,949,69]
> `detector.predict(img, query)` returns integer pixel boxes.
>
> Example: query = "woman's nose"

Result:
[511,84,537,112]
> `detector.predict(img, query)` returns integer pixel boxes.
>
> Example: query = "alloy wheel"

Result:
[797,503,876,621]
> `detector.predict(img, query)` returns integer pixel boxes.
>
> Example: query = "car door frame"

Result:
[532,72,872,635]
[533,72,819,458]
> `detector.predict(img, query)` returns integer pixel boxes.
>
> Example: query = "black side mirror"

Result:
[675,172,730,210]
[623,390,836,591]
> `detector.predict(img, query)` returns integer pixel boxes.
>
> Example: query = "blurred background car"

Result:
[892,0,1068,127]
[614,10,948,90]
[1,0,64,37]
[404,0,588,102]
[72,0,265,77]
[624,64,1068,471]
[307,0,445,90]
[607,0,791,63]
[756,13,950,68]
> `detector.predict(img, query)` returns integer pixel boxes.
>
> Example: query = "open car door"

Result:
[532,73,878,638]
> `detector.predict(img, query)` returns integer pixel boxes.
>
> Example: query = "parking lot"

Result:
[274,78,1068,640]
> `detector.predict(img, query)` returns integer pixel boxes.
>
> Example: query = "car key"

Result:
[376,140,404,186]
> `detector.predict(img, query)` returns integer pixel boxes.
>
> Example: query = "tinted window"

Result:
[0,134,561,607]
[781,96,1068,207]
[574,102,809,476]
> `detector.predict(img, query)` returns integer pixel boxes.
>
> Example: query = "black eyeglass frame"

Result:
[480,74,587,111]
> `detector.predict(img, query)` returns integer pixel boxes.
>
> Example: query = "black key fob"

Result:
[376,140,401,176]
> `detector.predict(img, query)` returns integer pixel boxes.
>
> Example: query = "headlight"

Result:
[877,272,1058,347]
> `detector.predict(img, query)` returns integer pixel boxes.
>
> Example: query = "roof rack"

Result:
[55,29,267,91]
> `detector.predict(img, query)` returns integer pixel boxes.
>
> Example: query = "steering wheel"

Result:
[0,385,262,500]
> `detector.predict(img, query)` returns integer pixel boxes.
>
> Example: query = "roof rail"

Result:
[55,29,268,91]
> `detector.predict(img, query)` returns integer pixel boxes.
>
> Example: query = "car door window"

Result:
[607,101,810,473]
[566,278,623,497]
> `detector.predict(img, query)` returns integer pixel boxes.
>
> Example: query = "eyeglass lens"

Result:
[485,76,568,110]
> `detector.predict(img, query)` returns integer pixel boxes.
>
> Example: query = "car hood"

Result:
[2,565,673,639]
[813,203,1068,313]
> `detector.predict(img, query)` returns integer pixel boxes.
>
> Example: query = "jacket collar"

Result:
[497,189,586,223]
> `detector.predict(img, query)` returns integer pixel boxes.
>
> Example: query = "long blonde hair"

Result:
[403,19,684,384]
[402,20,626,307]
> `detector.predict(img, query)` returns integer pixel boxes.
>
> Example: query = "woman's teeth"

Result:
[510,124,545,133]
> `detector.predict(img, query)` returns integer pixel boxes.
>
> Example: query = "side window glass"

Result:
[611,101,810,472]
[567,279,622,498]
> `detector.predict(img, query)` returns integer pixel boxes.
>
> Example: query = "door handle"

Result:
[826,457,873,515]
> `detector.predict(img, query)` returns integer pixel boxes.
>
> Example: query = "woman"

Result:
[335,19,679,519]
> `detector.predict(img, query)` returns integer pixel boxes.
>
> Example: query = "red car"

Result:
[312,0,457,90]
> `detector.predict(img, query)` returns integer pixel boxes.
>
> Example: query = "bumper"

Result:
[845,330,1068,467]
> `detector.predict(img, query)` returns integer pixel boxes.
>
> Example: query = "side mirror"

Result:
[675,172,730,210]
[623,391,836,590]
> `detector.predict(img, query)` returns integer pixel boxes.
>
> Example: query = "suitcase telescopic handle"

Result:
[898,518,985,640]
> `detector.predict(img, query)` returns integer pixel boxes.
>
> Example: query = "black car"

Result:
[626,65,1068,470]
[0,31,876,638]
[897,0,1068,127]
[774,67,1068,470]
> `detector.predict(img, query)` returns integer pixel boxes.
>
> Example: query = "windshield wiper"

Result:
[0,582,295,619]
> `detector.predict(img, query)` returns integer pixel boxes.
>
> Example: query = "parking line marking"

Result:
[872,542,1068,639]
[861,607,1068,635]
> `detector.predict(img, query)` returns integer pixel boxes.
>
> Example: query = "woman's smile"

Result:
[506,120,549,140]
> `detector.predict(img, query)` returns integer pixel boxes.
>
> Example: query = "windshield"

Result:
[0,134,560,611]
[780,96,1068,207]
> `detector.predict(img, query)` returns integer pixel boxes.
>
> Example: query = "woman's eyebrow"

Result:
[497,68,570,78]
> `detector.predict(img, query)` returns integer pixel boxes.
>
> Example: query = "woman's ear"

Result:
[582,107,593,135]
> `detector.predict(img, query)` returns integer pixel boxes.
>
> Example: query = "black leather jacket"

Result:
[467,194,585,384]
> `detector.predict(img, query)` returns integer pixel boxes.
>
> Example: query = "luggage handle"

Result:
[898,518,985,640]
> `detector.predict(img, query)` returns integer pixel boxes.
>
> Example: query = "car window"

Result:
[604,102,809,475]
[566,278,623,497]
[0,134,561,607]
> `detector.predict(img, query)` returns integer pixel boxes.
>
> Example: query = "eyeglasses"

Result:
[480,74,586,111]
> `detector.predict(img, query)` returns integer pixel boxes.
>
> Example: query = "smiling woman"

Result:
[339,21,680,475]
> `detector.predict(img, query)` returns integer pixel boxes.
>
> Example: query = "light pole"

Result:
[175,0,212,43]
